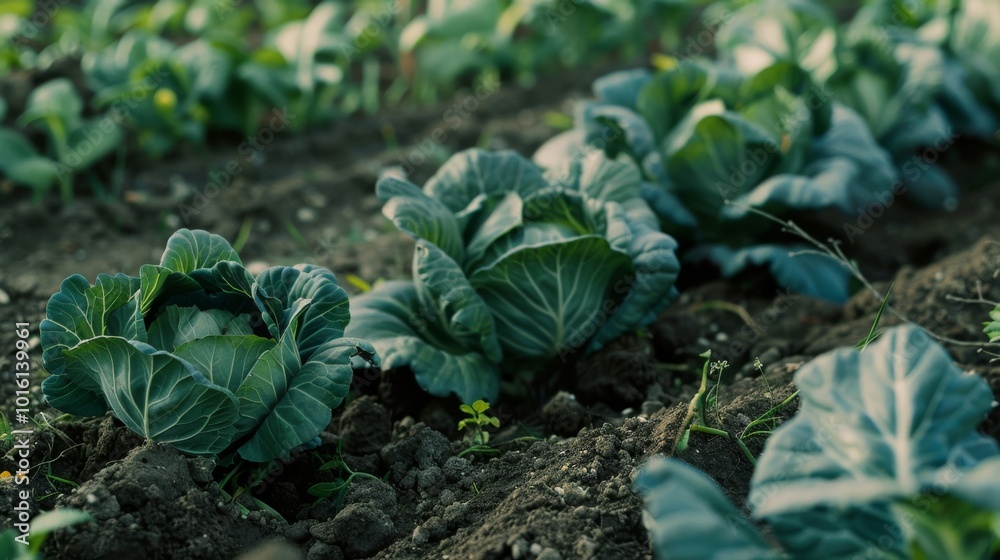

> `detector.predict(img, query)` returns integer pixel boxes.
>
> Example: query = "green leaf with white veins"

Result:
[40,273,142,416]
[635,457,781,560]
[471,236,631,359]
[138,264,201,315]
[413,240,502,362]
[345,281,501,403]
[63,336,240,456]
[234,306,305,438]
[377,175,465,263]
[147,306,256,352]
[751,325,999,517]
[545,148,660,231]
[256,264,352,362]
[40,227,377,462]
[766,504,905,559]
[233,300,372,461]
[172,335,275,394]
[350,148,680,401]
[237,337,371,462]
[587,225,679,353]
[464,191,523,268]
[635,61,711,141]
[666,111,775,221]
[159,228,242,274]
[423,148,548,213]
[189,260,258,298]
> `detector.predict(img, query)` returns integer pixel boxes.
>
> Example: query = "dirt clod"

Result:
[339,396,392,456]
[48,444,271,560]
[311,503,395,557]
[541,391,590,436]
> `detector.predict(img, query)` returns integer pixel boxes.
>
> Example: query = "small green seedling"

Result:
[736,389,799,466]
[673,352,798,465]
[673,351,729,454]
[36,467,80,503]
[217,462,287,523]
[856,283,892,351]
[307,440,388,510]
[457,400,500,458]
[984,305,1000,344]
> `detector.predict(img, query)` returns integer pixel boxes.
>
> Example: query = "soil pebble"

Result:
[541,391,589,436]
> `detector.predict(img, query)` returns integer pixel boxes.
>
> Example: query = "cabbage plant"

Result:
[712,0,997,211]
[635,324,1000,559]
[40,229,378,462]
[346,148,680,403]
[535,59,896,302]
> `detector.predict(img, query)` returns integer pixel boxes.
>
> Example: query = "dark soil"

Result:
[1,64,999,560]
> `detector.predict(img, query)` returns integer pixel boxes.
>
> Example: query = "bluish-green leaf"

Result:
[63,336,240,456]
[423,149,547,213]
[545,147,642,206]
[666,112,772,221]
[636,61,711,140]
[138,264,202,315]
[581,103,657,160]
[721,104,898,219]
[898,163,958,211]
[159,229,242,273]
[751,325,999,518]
[234,309,303,437]
[377,175,465,263]
[40,274,141,416]
[255,264,352,361]
[635,457,780,560]
[345,280,500,403]
[413,240,502,363]
[189,260,256,297]
[714,0,836,78]
[464,191,524,268]
[533,129,586,171]
[950,456,1000,512]
[765,505,905,559]
[588,225,680,353]
[173,335,276,394]
[470,236,631,360]
[639,176,699,232]
[592,68,650,110]
[689,244,852,303]
[147,305,256,351]
[238,337,371,462]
